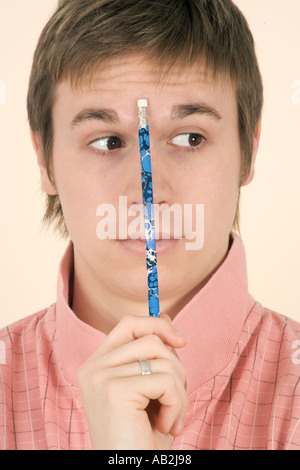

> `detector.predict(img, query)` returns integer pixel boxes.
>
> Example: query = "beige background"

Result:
[0,0,299,329]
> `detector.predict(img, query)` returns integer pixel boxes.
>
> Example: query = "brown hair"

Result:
[27,0,263,238]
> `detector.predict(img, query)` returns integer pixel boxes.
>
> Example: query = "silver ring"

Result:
[139,360,152,375]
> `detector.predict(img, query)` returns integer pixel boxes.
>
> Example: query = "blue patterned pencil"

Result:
[137,99,160,317]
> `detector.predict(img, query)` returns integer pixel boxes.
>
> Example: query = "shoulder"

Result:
[249,300,300,342]
[0,307,55,450]
[248,302,300,449]
[0,305,56,370]
[0,308,50,349]
[248,301,300,370]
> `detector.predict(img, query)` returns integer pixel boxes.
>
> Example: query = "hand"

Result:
[77,314,188,450]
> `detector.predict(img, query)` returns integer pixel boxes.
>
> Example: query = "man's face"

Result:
[39,55,252,314]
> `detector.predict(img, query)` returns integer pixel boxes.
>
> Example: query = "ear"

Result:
[30,128,58,196]
[241,117,262,186]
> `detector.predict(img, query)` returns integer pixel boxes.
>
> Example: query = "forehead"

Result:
[54,55,236,116]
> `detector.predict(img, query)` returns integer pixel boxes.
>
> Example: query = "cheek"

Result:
[51,151,96,235]
[51,148,123,242]
[206,154,241,230]
[190,143,241,228]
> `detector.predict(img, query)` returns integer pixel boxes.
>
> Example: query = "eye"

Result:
[171,133,205,148]
[90,136,123,151]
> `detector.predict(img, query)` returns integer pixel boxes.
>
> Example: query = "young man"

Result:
[0,0,299,450]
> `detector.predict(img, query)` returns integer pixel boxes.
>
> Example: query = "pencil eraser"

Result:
[138,99,148,107]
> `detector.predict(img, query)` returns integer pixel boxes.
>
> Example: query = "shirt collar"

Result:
[56,243,105,387]
[56,233,254,391]
[173,233,255,393]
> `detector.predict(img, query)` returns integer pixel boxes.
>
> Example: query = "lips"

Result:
[117,237,180,256]
[126,231,182,241]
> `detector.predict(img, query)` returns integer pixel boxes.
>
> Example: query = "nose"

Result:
[126,139,173,208]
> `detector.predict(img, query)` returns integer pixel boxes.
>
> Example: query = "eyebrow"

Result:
[170,103,222,121]
[71,107,119,126]
[71,102,222,127]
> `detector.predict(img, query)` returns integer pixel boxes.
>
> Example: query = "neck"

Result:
[71,240,231,335]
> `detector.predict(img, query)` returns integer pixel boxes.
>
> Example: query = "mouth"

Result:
[117,236,181,256]
[127,230,183,240]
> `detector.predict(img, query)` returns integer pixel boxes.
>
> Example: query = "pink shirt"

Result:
[1,234,300,450]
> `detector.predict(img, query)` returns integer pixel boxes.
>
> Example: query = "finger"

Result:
[170,410,187,436]
[108,373,187,436]
[90,334,187,385]
[88,314,186,360]
[94,358,184,386]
